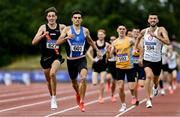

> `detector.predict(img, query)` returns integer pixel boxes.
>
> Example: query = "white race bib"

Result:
[46,40,59,49]
[117,54,128,62]
[71,45,83,52]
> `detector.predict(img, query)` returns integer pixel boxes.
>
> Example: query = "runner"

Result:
[132,28,145,105]
[32,7,65,110]
[56,10,102,112]
[87,29,109,103]
[106,36,117,102]
[167,45,179,93]
[134,12,170,108]
[109,25,136,112]
[159,44,169,95]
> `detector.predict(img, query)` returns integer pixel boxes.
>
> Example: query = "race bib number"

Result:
[46,40,59,49]
[146,45,154,51]
[117,54,128,62]
[71,45,83,52]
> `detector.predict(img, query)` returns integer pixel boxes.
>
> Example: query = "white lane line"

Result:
[114,98,146,117]
[44,85,140,117]
[0,90,98,113]
[0,89,73,103]
[44,94,115,117]
[0,86,97,103]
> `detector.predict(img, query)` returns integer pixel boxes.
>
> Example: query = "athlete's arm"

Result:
[56,27,74,45]
[85,28,102,57]
[109,41,115,58]
[134,29,145,49]
[86,46,95,62]
[32,25,46,45]
[59,24,66,32]
[157,27,170,45]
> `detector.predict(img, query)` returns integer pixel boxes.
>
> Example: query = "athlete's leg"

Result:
[144,67,154,99]
[172,70,177,90]
[99,71,106,100]
[106,73,111,94]
[50,60,60,96]
[117,80,125,103]
[43,69,51,96]
[92,71,98,85]
[79,68,87,102]
[111,79,116,97]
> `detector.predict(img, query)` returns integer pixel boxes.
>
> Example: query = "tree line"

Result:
[0,0,179,66]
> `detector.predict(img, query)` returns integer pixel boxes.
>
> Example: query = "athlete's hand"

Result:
[138,58,143,67]
[65,34,75,40]
[132,47,138,55]
[96,50,103,60]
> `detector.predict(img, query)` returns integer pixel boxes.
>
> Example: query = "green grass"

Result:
[2,54,93,70]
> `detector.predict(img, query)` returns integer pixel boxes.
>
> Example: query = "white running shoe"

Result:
[146,99,152,108]
[119,103,126,112]
[160,89,165,96]
[51,96,58,110]
[152,86,158,96]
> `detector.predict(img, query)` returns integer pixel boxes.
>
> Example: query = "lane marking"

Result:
[44,85,144,117]
[114,98,146,117]
[0,90,98,113]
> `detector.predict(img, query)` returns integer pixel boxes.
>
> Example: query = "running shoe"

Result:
[111,96,117,102]
[135,100,139,106]
[119,103,126,112]
[131,97,137,105]
[98,97,104,103]
[169,89,174,94]
[51,96,58,110]
[152,86,158,96]
[146,99,152,108]
[79,101,85,112]
[160,89,165,96]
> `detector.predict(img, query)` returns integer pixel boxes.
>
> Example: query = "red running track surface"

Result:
[0,83,180,117]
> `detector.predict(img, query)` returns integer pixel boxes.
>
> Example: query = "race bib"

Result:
[71,45,83,52]
[117,53,128,62]
[133,56,139,64]
[46,40,59,49]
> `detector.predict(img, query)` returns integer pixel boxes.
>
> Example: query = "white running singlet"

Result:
[143,27,163,62]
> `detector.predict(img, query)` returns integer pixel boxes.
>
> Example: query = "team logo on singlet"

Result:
[75,36,80,41]
[148,35,153,40]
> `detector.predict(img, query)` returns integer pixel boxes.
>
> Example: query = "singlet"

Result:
[114,36,133,69]
[65,25,86,59]
[168,51,177,69]
[40,24,61,57]
[93,41,107,63]
[143,27,163,62]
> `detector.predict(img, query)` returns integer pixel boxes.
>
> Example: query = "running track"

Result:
[0,83,180,117]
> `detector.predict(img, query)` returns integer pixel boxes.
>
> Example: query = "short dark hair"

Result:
[45,7,58,16]
[148,11,158,16]
[72,10,82,17]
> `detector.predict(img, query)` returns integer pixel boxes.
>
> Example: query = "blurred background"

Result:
[0,0,180,84]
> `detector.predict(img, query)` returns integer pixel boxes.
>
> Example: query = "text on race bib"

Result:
[117,53,128,62]
[71,45,83,52]
[46,40,59,49]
